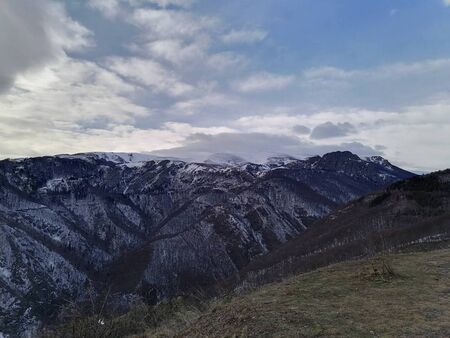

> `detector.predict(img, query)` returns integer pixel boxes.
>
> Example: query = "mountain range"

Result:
[0,151,414,335]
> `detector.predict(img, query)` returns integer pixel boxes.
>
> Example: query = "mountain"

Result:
[204,153,247,165]
[237,169,450,288]
[0,151,413,335]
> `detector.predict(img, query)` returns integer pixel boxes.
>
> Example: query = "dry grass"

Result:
[42,249,450,338]
[40,297,204,338]
[177,249,450,338]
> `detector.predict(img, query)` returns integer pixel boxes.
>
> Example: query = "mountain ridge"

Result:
[0,151,414,336]
[234,169,450,290]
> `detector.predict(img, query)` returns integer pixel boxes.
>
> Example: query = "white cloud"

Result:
[207,52,248,71]
[134,36,246,72]
[140,38,207,65]
[0,120,232,160]
[234,72,295,93]
[105,57,194,96]
[88,0,197,19]
[172,93,239,115]
[443,0,450,7]
[0,57,147,126]
[222,29,268,44]
[303,59,450,82]
[235,115,308,135]
[141,0,197,8]
[88,0,121,18]
[130,8,217,39]
[45,2,94,52]
[299,58,450,110]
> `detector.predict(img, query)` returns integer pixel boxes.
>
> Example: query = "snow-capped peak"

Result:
[265,155,299,166]
[366,156,393,169]
[57,152,183,167]
[204,153,248,166]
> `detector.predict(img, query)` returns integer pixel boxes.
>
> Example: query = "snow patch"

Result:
[0,267,11,279]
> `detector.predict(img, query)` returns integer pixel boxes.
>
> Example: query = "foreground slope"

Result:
[45,248,450,337]
[179,248,450,338]
[0,151,412,335]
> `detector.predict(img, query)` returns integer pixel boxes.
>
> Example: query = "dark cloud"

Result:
[292,125,311,135]
[152,132,380,163]
[0,0,57,94]
[310,122,355,139]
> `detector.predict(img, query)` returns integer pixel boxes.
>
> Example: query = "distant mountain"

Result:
[0,151,414,335]
[238,169,450,288]
[55,152,185,166]
[204,152,247,166]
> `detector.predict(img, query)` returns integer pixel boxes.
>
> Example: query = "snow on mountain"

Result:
[265,155,300,167]
[0,151,415,336]
[56,152,184,167]
[204,153,248,166]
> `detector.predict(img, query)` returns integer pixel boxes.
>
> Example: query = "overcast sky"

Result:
[1,0,450,171]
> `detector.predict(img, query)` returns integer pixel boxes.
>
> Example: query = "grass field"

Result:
[174,249,450,338]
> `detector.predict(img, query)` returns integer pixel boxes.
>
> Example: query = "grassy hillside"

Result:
[41,248,450,337]
[177,249,450,338]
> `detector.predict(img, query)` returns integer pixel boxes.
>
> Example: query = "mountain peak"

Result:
[321,151,362,162]
[265,155,299,166]
[204,153,247,166]
[366,155,392,168]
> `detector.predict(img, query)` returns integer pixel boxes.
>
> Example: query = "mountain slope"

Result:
[238,169,450,287]
[0,151,413,335]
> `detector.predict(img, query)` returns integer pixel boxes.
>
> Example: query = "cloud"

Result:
[0,0,92,94]
[139,38,207,65]
[88,0,121,18]
[46,2,94,52]
[234,72,295,93]
[207,52,248,71]
[235,115,310,135]
[129,7,217,39]
[0,120,231,160]
[310,122,356,139]
[443,0,450,6]
[105,57,194,96]
[0,56,148,132]
[301,59,450,109]
[222,29,267,44]
[142,0,197,8]
[2,0,450,174]
[304,59,450,81]
[171,92,240,116]
[88,0,196,18]
[135,38,246,71]
[151,132,380,163]
[292,125,311,135]
[231,102,450,172]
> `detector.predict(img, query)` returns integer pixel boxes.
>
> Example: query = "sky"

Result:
[1,0,450,171]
